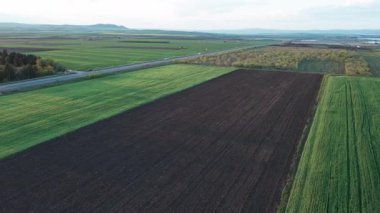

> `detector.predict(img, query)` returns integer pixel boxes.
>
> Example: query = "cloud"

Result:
[0,13,29,23]
[0,0,379,30]
[300,1,380,29]
[343,0,375,6]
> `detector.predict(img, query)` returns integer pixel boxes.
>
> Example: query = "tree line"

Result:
[0,49,65,82]
[181,47,370,75]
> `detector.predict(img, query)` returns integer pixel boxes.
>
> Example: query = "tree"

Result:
[36,59,55,76]
[13,52,26,66]
[0,51,65,82]
[0,66,5,81]
[3,63,15,81]
[20,64,36,79]
[0,49,8,65]
[26,54,37,65]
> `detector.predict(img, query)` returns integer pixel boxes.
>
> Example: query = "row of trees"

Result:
[345,57,370,75]
[0,49,65,82]
[181,47,371,75]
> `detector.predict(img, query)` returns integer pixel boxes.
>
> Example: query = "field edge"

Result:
[276,74,327,213]
[0,64,235,160]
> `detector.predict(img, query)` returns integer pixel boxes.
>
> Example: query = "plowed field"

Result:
[0,70,322,212]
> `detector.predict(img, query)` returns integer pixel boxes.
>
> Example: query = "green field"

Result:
[0,36,271,70]
[297,60,344,73]
[358,49,380,76]
[0,64,234,159]
[285,75,380,212]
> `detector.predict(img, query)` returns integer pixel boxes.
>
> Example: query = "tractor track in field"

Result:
[0,70,322,212]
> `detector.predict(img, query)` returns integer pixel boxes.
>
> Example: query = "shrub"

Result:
[0,50,66,82]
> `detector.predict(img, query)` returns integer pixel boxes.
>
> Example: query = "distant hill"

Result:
[0,23,229,39]
[1,23,379,38]
[89,24,128,30]
[0,23,128,33]
[206,29,380,36]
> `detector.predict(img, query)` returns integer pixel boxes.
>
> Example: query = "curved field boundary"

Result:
[0,70,322,212]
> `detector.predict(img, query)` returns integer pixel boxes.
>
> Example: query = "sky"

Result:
[0,0,379,30]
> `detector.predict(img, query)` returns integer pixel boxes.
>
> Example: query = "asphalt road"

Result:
[0,44,271,94]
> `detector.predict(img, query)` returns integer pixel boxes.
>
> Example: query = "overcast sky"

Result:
[0,0,379,30]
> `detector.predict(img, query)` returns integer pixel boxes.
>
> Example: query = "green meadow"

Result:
[0,37,271,70]
[285,75,380,212]
[0,64,234,159]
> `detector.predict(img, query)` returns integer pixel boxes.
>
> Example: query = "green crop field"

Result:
[0,36,272,70]
[357,48,380,76]
[284,75,380,212]
[0,64,234,159]
[297,60,344,73]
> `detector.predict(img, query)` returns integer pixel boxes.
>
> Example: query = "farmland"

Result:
[1,27,380,213]
[0,64,235,159]
[1,6,380,213]
[0,70,322,212]
[182,46,371,75]
[357,48,380,75]
[284,76,380,212]
[0,35,272,70]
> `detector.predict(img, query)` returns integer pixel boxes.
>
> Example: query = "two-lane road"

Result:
[0,44,271,94]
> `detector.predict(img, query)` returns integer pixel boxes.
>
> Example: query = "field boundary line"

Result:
[277,74,328,213]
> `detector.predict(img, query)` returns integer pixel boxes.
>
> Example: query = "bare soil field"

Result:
[0,70,322,212]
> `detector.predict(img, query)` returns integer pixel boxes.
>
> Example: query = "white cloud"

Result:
[0,0,379,30]
[343,0,374,6]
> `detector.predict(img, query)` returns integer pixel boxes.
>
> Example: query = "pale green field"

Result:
[0,37,272,70]
[0,64,235,159]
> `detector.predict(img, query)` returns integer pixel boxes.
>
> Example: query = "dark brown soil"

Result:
[0,70,323,213]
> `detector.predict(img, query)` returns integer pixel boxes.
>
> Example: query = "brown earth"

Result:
[0,70,323,212]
